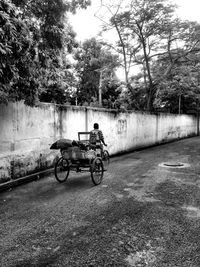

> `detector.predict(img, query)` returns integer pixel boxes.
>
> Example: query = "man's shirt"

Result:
[89,129,104,145]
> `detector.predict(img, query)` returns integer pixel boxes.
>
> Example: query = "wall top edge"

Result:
[40,102,119,113]
[0,101,196,117]
[37,102,197,117]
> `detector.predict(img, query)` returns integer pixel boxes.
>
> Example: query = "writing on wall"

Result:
[117,119,127,134]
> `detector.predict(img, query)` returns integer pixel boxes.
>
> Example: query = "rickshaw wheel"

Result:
[91,157,104,185]
[55,157,70,183]
[102,150,110,170]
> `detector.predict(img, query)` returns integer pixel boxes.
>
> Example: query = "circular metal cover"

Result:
[159,162,190,168]
[164,162,184,167]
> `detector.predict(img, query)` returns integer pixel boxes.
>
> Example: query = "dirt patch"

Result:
[154,180,200,207]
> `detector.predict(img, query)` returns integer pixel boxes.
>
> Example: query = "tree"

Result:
[0,0,91,105]
[95,0,135,86]
[75,38,120,107]
[0,0,38,104]
[97,0,177,111]
[153,20,200,113]
[12,0,90,104]
[154,57,200,113]
[96,0,200,112]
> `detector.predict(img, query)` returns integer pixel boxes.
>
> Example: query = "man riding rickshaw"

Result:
[89,123,107,156]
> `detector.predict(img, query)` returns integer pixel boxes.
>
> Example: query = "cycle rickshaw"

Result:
[54,132,110,185]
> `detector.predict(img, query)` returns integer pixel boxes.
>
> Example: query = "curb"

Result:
[0,168,54,192]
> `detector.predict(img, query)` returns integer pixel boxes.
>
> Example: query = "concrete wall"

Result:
[0,102,198,184]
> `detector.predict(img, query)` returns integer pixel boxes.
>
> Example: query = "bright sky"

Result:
[69,0,200,80]
[69,0,200,41]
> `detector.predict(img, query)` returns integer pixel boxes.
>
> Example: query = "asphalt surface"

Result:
[1,137,200,267]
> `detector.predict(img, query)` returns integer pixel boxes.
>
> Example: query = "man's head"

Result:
[94,123,99,129]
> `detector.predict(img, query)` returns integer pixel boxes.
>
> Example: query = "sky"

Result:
[68,0,200,80]
[69,0,200,41]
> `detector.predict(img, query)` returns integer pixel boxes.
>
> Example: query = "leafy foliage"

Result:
[96,0,176,110]
[97,0,200,113]
[154,57,200,113]
[74,38,120,107]
[0,0,37,104]
[2,0,200,113]
[0,0,90,105]
[151,18,200,113]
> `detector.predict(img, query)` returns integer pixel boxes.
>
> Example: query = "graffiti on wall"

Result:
[118,119,127,134]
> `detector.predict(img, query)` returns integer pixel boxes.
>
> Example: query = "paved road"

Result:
[1,137,200,267]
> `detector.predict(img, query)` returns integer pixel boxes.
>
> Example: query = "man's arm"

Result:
[99,130,107,146]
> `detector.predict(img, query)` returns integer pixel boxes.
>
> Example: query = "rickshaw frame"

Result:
[54,132,109,185]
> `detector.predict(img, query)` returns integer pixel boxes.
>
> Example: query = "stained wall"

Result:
[0,102,198,183]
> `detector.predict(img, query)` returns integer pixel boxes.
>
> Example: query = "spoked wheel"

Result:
[102,150,110,170]
[91,157,104,185]
[55,157,70,183]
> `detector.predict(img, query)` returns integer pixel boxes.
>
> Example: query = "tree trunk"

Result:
[139,30,154,111]
[114,20,129,86]
[178,94,181,114]
[99,70,103,106]
[146,85,155,111]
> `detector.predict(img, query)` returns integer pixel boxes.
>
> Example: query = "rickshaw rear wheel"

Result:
[55,157,70,183]
[91,157,104,185]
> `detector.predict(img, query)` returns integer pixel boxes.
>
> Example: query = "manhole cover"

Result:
[164,162,184,167]
[159,162,190,168]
